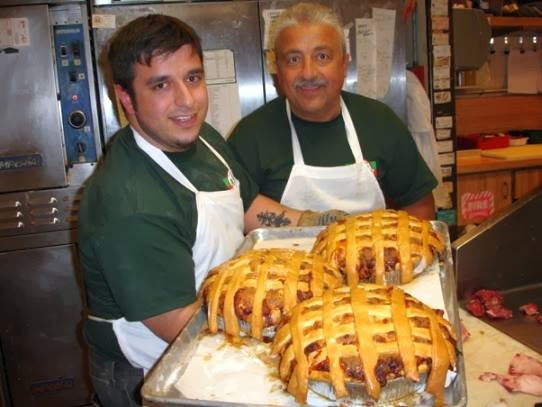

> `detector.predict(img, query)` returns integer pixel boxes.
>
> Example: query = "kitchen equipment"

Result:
[0,1,101,405]
[452,8,491,70]
[453,188,542,354]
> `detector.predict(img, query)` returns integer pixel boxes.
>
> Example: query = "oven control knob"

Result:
[68,110,86,129]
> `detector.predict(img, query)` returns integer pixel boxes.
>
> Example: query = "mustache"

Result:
[294,78,328,88]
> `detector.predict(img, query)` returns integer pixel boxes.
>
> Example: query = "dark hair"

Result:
[107,14,203,99]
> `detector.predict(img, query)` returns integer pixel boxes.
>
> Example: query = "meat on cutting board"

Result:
[509,353,542,377]
[518,303,539,316]
[479,353,542,397]
[496,374,542,397]
[466,289,513,320]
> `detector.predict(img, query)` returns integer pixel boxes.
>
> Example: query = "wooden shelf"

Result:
[487,16,542,33]
[455,95,542,135]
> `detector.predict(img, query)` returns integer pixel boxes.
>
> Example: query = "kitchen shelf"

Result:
[455,94,542,135]
[487,16,542,34]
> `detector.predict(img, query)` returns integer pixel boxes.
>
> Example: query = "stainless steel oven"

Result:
[0,1,101,405]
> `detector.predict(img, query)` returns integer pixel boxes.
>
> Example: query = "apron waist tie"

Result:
[88,314,114,323]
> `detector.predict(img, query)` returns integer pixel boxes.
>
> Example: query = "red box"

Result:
[457,133,510,150]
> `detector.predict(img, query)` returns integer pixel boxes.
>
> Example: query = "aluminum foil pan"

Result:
[215,313,277,340]
[308,375,428,406]
[143,222,467,407]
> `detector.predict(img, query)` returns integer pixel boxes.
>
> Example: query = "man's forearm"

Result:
[401,193,436,220]
[244,194,302,233]
[142,300,201,343]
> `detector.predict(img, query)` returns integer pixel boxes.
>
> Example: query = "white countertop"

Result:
[460,309,542,406]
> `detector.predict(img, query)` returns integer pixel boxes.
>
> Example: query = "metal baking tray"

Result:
[142,223,467,406]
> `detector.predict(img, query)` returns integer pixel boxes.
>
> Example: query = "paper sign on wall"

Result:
[461,191,495,221]
[203,50,242,138]
[355,8,396,100]
[0,18,30,47]
[355,18,377,99]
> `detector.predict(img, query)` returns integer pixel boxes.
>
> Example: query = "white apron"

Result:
[280,98,386,214]
[90,129,244,374]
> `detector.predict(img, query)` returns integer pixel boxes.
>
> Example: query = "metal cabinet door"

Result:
[0,5,67,194]
[0,243,91,406]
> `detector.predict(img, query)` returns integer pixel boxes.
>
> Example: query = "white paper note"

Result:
[262,9,284,51]
[203,50,242,138]
[355,18,377,99]
[0,18,30,47]
[206,83,242,139]
[373,8,396,99]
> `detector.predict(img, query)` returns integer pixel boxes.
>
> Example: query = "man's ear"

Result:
[114,84,135,116]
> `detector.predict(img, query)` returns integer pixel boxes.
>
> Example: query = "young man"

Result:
[228,2,438,220]
[78,14,339,406]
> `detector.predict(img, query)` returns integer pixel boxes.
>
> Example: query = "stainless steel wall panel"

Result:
[453,190,542,353]
[92,1,265,144]
[0,5,67,194]
[453,190,542,299]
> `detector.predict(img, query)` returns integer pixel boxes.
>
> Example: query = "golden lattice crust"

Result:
[199,248,344,343]
[311,209,446,286]
[271,284,457,406]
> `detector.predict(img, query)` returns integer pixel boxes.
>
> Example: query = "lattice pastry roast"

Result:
[271,284,457,406]
[311,209,446,286]
[199,248,344,343]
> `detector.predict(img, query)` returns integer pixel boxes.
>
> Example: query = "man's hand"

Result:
[297,209,348,226]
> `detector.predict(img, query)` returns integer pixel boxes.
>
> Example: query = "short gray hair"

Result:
[269,2,346,53]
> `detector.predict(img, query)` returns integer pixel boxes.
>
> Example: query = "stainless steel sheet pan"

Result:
[142,222,467,406]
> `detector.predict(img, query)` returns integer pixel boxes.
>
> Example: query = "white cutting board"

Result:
[481,145,542,160]
[460,309,542,406]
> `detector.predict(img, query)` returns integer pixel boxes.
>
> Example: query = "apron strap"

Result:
[132,127,238,192]
[88,314,114,323]
[285,97,364,165]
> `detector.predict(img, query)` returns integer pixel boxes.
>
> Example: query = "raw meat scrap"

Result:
[474,289,504,308]
[478,353,542,397]
[485,306,513,320]
[509,353,542,377]
[495,373,542,397]
[479,372,542,396]
[466,289,513,320]
[518,303,539,316]
[466,298,485,317]
[460,319,471,342]
[479,372,499,382]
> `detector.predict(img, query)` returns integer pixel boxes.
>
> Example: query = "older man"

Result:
[228,2,437,220]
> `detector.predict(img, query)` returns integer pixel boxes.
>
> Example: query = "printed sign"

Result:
[0,153,42,171]
[461,191,495,221]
